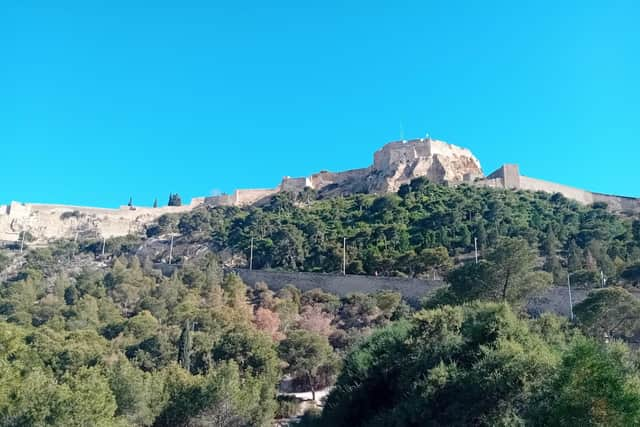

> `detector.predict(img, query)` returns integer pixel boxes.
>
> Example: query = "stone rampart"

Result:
[477,164,640,211]
[206,189,279,207]
[519,176,595,205]
[0,198,204,242]
[372,138,482,174]
[234,189,279,206]
[592,193,640,213]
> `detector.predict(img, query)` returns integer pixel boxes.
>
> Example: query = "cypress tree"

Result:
[178,319,192,372]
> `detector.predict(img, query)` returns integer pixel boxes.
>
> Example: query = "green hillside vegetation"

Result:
[151,178,640,285]
[302,303,640,427]
[0,251,407,426]
[1,180,640,425]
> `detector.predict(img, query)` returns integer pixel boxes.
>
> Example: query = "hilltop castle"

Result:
[205,138,484,206]
[2,137,638,243]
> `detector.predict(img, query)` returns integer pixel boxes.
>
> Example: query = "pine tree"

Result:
[128,196,133,207]
[153,198,158,208]
[567,239,583,271]
[178,319,192,372]
[168,193,182,207]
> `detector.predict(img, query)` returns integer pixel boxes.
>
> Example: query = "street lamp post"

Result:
[169,234,174,265]
[249,237,254,271]
[474,237,478,264]
[343,237,346,276]
[567,272,575,321]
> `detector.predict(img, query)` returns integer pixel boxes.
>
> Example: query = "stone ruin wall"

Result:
[0,198,204,243]
[280,177,312,193]
[309,168,371,194]
[592,193,640,212]
[231,189,279,206]
[205,189,279,207]
[476,164,640,212]
[373,139,482,175]
[519,176,595,205]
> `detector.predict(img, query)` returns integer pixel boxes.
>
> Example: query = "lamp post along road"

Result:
[169,235,174,265]
[249,237,254,271]
[342,238,346,275]
[474,237,478,264]
[567,272,575,321]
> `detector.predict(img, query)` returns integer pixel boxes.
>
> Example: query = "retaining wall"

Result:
[232,268,637,317]
[234,269,444,302]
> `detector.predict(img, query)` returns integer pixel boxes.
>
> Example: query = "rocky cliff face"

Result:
[364,138,484,193]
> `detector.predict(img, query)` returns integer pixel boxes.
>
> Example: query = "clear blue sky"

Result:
[2,1,639,207]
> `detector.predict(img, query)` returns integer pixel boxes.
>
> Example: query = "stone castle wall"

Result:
[205,189,278,207]
[280,177,312,193]
[519,176,595,204]
[476,164,640,212]
[0,198,204,242]
[373,138,482,173]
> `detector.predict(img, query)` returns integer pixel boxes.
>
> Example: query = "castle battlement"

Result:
[373,138,482,174]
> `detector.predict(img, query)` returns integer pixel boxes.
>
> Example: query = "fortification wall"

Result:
[233,189,279,206]
[0,198,204,242]
[373,139,432,170]
[280,177,312,193]
[206,189,279,207]
[519,176,595,204]
[592,193,640,212]
[309,168,370,193]
[477,165,640,211]
[205,194,236,206]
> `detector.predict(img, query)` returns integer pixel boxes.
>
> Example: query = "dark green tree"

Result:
[533,338,640,426]
[178,319,192,372]
[574,287,640,341]
[278,329,339,401]
[168,193,182,207]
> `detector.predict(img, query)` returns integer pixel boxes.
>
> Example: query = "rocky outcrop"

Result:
[365,138,483,193]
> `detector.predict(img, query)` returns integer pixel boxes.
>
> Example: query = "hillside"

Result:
[1,177,640,426]
[148,178,640,287]
[4,138,639,246]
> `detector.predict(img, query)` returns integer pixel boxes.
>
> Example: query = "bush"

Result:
[276,395,301,419]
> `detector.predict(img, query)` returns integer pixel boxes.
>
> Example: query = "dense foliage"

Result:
[0,248,404,426]
[153,179,640,285]
[306,303,640,427]
[1,180,640,425]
